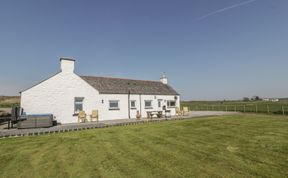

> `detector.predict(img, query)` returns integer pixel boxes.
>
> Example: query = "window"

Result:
[109,100,120,110]
[130,100,136,109]
[145,100,153,109]
[158,99,162,108]
[167,100,176,107]
[74,97,84,113]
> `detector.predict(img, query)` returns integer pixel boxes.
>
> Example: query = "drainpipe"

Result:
[128,90,131,119]
[139,94,142,117]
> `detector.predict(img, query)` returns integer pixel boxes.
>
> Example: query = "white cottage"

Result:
[20,58,180,123]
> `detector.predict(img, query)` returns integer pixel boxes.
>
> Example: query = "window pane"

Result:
[74,97,84,112]
[145,101,152,107]
[75,104,83,111]
[75,98,82,102]
[131,101,136,108]
[109,101,119,109]
[110,102,118,108]
[168,100,176,107]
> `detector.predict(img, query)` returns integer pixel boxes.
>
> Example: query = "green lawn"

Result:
[0,114,288,178]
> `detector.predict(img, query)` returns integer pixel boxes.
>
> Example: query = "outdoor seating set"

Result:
[77,110,99,123]
[146,111,164,119]
[146,107,190,119]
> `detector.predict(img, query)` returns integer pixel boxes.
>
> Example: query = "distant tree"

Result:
[243,97,250,102]
[251,96,261,101]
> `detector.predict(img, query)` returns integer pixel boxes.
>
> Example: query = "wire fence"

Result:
[183,104,288,116]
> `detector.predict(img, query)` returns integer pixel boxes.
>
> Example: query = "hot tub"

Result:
[17,114,54,129]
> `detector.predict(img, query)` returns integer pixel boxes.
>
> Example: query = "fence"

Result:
[183,104,288,116]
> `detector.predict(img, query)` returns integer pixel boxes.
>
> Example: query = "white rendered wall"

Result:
[138,95,180,117]
[21,72,100,123]
[98,94,180,120]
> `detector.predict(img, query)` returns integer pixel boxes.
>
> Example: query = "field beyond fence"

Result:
[182,101,288,116]
[0,96,20,108]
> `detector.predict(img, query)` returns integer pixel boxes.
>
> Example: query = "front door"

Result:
[158,99,163,109]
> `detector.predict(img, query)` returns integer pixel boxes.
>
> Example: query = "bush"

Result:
[243,97,250,102]
[0,103,19,108]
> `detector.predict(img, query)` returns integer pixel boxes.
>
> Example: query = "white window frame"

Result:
[74,97,84,113]
[109,100,120,110]
[145,100,153,109]
[167,100,176,108]
[130,100,136,109]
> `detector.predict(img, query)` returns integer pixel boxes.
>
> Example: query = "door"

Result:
[158,99,163,110]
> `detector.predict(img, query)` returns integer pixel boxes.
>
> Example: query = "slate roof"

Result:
[80,76,179,95]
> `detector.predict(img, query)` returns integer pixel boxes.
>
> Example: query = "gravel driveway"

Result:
[187,111,238,118]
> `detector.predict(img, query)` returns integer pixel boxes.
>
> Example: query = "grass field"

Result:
[182,100,288,115]
[0,114,287,178]
[0,96,20,108]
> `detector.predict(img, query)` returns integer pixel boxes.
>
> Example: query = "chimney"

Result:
[60,58,75,73]
[160,74,168,84]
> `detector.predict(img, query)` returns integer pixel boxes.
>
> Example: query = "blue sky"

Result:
[0,0,287,100]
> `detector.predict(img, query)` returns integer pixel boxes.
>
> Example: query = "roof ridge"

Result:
[80,75,162,83]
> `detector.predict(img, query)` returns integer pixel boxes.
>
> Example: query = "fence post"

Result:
[256,104,258,113]
[244,105,246,113]
[234,105,236,112]
[282,106,285,116]
[267,105,270,114]
[225,106,228,112]
[207,105,209,111]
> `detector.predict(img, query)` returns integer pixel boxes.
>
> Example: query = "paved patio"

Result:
[0,111,237,138]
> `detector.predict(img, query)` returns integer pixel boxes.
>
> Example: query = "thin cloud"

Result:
[197,0,257,21]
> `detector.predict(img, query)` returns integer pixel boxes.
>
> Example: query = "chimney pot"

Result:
[160,74,168,84]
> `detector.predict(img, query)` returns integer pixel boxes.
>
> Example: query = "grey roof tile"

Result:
[80,76,179,95]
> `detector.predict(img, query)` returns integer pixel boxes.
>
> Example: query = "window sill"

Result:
[109,108,120,111]
[145,107,153,110]
[131,108,137,110]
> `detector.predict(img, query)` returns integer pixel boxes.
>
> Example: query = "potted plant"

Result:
[136,111,141,120]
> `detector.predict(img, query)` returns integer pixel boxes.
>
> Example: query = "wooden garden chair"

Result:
[90,110,99,122]
[78,111,87,123]
[176,107,184,116]
[183,107,190,116]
